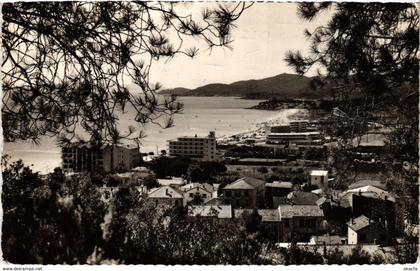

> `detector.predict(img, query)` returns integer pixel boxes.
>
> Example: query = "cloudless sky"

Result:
[148,2,330,89]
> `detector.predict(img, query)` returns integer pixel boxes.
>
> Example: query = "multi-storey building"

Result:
[222,177,266,209]
[168,131,218,161]
[62,143,142,173]
[278,205,326,242]
[289,121,309,132]
[266,120,323,146]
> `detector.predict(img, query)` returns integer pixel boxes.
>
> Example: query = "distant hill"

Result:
[159,87,191,96]
[159,73,331,99]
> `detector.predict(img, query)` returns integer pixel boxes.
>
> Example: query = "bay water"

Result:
[3,97,296,173]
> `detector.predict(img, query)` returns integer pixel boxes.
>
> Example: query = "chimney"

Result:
[358,189,362,196]
[350,217,354,224]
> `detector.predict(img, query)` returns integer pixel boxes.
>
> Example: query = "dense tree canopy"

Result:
[286,2,418,143]
[286,2,419,226]
[2,2,251,144]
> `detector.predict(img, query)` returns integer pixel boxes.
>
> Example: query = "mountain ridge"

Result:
[159,73,331,99]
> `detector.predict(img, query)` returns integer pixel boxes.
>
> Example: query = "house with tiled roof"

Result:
[180,182,214,203]
[347,215,386,245]
[286,191,320,205]
[341,184,396,235]
[222,177,266,209]
[278,205,326,242]
[147,185,185,207]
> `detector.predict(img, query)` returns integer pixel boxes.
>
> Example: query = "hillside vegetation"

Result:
[159,73,331,99]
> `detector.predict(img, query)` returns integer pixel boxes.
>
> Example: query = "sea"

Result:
[3,97,298,173]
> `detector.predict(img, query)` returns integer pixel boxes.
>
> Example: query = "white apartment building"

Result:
[168,131,218,161]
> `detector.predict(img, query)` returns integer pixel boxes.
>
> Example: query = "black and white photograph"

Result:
[1,0,419,267]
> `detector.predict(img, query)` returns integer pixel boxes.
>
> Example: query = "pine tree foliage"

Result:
[2,2,251,144]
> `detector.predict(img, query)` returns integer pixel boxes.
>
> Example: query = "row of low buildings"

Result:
[185,178,397,245]
[265,121,323,146]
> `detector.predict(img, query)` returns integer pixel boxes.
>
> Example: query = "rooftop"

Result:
[310,170,328,176]
[316,196,351,208]
[342,185,396,202]
[310,234,344,245]
[157,177,186,187]
[347,215,372,231]
[180,182,214,193]
[266,181,293,189]
[188,205,232,219]
[278,205,324,219]
[348,180,387,190]
[148,186,184,199]
[203,197,223,205]
[287,191,320,205]
[234,209,281,222]
[223,177,265,190]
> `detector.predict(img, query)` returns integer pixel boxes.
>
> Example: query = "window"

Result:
[284,220,289,227]
[202,194,207,198]
[189,193,194,197]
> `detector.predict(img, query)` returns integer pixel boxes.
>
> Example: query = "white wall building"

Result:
[180,183,214,203]
[168,131,218,161]
[310,170,329,188]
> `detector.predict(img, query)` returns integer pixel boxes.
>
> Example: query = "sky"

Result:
[148,2,330,90]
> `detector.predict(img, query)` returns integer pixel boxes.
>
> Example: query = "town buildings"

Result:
[347,215,386,245]
[147,186,185,207]
[310,170,329,188]
[265,121,323,146]
[222,177,266,209]
[278,205,326,242]
[188,205,233,220]
[266,131,323,146]
[286,191,320,206]
[180,182,215,203]
[265,181,293,208]
[235,208,282,242]
[62,142,142,173]
[168,131,218,161]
